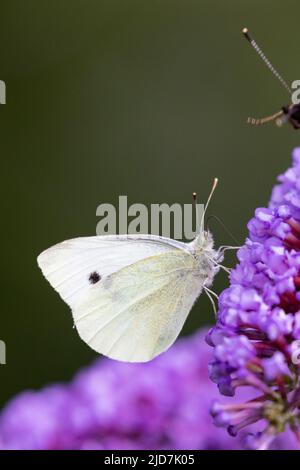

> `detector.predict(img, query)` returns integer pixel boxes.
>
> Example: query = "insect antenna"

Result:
[207,214,240,245]
[199,178,218,235]
[242,27,292,95]
[246,109,284,127]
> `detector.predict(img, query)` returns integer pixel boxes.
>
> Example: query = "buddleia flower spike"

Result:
[208,147,300,449]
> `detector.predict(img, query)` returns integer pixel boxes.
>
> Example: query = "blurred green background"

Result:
[1,0,299,408]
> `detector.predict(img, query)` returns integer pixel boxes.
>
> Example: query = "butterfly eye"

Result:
[88,271,101,284]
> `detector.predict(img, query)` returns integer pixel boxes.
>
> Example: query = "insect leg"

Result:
[204,286,218,316]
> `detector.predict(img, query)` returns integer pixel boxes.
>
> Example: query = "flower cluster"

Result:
[208,147,300,449]
[0,330,238,450]
[0,327,297,450]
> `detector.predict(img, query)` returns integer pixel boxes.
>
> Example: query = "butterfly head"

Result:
[189,179,224,282]
[191,229,222,263]
[194,229,214,250]
[188,230,223,296]
[190,178,221,254]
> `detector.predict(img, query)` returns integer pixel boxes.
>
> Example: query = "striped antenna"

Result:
[242,28,292,95]
[247,109,284,126]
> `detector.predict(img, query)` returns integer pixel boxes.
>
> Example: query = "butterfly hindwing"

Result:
[73,250,202,362]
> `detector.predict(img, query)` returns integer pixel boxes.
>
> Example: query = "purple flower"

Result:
[0,330,235,449]
[0,329,298,450]
[209,147,300,449]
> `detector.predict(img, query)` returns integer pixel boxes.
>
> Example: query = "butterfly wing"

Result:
[73,250,202,362]
[37,234,188,310]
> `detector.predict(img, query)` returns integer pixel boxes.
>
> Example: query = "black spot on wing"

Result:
[89,271,101,284]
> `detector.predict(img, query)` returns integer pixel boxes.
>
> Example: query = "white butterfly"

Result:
[37,179,229,363]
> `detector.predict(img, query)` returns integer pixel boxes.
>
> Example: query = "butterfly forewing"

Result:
[37,235,188,310]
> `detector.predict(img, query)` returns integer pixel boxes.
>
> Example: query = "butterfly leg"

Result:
[204,286,218,316]
[208,256,231,274]
[218,245,241,253]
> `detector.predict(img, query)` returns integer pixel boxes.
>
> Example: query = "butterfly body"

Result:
[37,230,221,362]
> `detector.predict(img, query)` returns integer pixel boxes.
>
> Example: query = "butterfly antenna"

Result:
[193,191,205,236]
[242,27,292,96]
[206,214,240,245]
[200,178,218,235]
